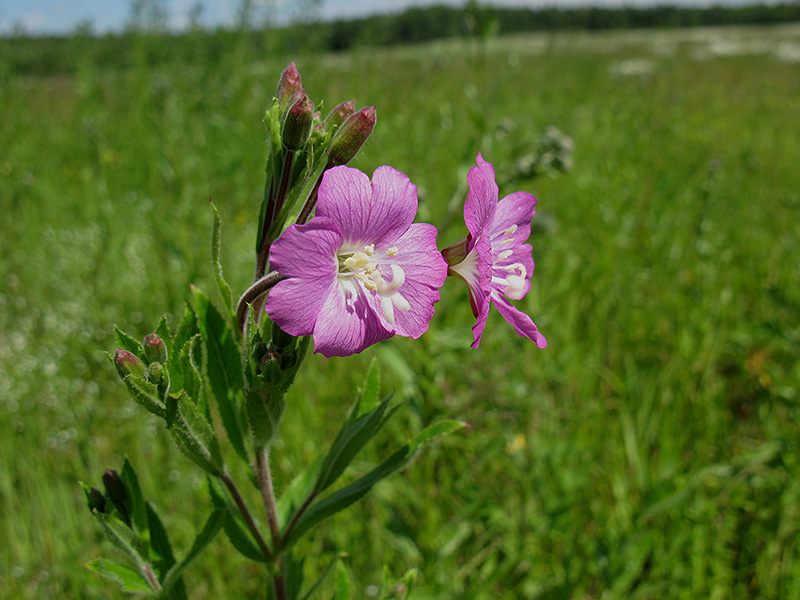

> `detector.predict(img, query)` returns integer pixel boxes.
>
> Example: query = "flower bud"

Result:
[85,487,106,513]
[102,469,126,504]
[324,99,356,131]
[143,333,167,364]
[282,94,314,151]
[327,106,377,166]
[113,349,147,380]
[275,62,303,106]
[271,320,295,350]
[146,362,165,385]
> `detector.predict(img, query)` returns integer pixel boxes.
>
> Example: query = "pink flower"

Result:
[264,165,447,357]
[443,154,547,349]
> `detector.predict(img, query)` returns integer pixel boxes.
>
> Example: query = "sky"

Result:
[0,0,763,36]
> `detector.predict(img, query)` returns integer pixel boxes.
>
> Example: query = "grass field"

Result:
[2,23,800,599]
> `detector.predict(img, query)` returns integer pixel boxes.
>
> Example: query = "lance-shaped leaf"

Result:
[159,509,225,598]
[115,325,146,361]
[146,504,189,600]
[208,477,267,562]
[245,385,285,452]
[93,511,150,578]
[85,559,154,595]
[332,562,352,600]
[285,420,466,547]
[169,305,199,394]
[210,202,235,326]
[192,286,248,462]
[357,357,381,416]
[313,395,400,495]
[169,392,224,476]
[300,553,347,600]
[121,458,148,538]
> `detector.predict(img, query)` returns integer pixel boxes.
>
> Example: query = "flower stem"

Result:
[295,159,332,226]
[256,449,287,600]
[236,270,287,333]
[220,471,274,563]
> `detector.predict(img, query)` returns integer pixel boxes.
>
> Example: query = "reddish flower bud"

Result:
[327,106,377,166]
[282,94,314,151]
[102,470,126,504]
[85,486,106,513]
[113,349,147,380]
[143,333,167,364]
[324,99,356,131]
[276,62,303,106]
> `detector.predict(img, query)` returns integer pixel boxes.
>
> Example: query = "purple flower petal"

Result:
[492,292,547,349]
[463,153,497,243]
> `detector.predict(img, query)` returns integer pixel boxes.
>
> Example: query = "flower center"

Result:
[336,243,410,324]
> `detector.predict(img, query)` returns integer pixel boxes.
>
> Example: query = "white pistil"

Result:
[336,244,410,323]
[493,262,528,300]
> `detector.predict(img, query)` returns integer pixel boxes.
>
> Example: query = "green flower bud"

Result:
[143,333,167,364]
[85,487,106,513]
[271,320,295,350]
[282,94,314,151]
[327,106,377,166]
[324,99,356,131]
[113,349,147,380]
[146,362,165,385]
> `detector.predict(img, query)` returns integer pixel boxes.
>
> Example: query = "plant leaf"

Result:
[85,559,154,595]
[121,458,148,538]
[244,386,285,452]
[115,325,145,361]
[94,512,148,574]
[332,562,351,600]
[285,420,466,547]
[314,395,399,495]
[123,375,166,420]
[169,304,199,393]
[210,202,235,325]
[192,286,248,462]
[169,392,224,476]
[159,509,225,598]
[357,357,381,416]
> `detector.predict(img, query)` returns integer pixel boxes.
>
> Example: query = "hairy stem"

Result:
[236,271,287,334]
[143,562,162,593]
[256,449,287,600]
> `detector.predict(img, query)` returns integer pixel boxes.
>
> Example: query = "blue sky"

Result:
[0,0,758,36]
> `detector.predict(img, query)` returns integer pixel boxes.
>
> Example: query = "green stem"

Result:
[256,449,287,600]
[143,562,162,593]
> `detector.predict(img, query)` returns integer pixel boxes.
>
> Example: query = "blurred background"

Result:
[1,0,799,598]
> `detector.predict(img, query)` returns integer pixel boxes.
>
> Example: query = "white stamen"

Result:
[498,249,513,261]
[504,224,518,236]
[386,247,398,256]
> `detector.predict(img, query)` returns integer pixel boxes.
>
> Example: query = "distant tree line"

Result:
[2,2,800,76]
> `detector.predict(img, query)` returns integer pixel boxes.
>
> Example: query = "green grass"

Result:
[2,24,800,599]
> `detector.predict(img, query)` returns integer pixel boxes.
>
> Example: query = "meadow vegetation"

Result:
[1,23,800,598]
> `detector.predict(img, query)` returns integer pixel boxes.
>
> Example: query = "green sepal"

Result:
[115,325,146,361]
[192,285,248,462]
[209,202,236,328]
[208,478,267,562]
[284,420,466,547]
[85,559,154,595]
[123,375,166,420]
[159,509,225,599]
[121,458,148,538]
[168,392,224,476]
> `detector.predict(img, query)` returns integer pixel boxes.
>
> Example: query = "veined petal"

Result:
[463,153,498,241]
[492,292,547,349]
[268,218,341,278]
[313,280,393,357]
[316,165,417,246]
[264,275,337,338]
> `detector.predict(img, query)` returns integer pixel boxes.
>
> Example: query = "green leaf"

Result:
[115,325,145,361]
[145,503,189,600]
[277,453,324,530]
[357,357,381,416]
[169,392,224,476]
[155,316,171,350]
[208,478,267,563]
[123,375,166,420]
[314,395,399,495]
[169,305,199,393]
[85,559,154,595]
[121,458,148,537]
[300,553,346,600]
[210,202,235,325]
[245,386,285,452]
[332,562,351,600]
[286,552,305,600]
[159,509,225,598]
[94,512,148,574]
[192,286,248,462]
[285,420,466,547]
